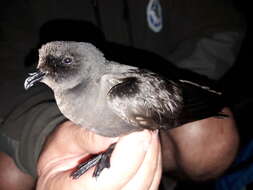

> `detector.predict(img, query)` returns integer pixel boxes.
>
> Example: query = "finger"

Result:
[149,139,162,190]
[76,130,153,190]
[122,130,162,190]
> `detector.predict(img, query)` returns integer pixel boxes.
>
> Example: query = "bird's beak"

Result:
[24,70,46,90]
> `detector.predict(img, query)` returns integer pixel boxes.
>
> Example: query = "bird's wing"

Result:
[106,70,184,130]
[176,79,227,126]
[105,72,227,130]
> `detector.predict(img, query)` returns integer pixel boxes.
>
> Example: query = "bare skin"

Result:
[36,125,162,190]
[0,152,35,190]
[160,107,239,181]
[0,107,239,189]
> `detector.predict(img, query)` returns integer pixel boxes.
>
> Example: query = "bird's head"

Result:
[24,41,106,91]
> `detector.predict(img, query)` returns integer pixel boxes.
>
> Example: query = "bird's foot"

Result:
[70,143,116,179]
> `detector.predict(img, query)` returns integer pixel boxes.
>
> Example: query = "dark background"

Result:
[220,0,252,147]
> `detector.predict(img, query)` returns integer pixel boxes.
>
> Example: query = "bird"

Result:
[24,41,227,179]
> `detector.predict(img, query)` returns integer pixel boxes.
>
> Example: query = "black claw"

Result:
[70,154,102,179]
[92,143,116,177]
[70,143,116,179]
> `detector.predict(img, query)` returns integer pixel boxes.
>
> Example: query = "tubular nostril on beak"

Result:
[24,70,46,90]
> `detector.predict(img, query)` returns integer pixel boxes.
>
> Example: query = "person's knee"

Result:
[0,152,35,190]
[161,107,239,181]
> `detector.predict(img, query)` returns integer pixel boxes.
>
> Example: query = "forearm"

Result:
[0,152,35,190]
[0,85,66,177]
[160,107,239,181]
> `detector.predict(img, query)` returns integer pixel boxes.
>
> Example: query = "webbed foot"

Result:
[70,143,116,179]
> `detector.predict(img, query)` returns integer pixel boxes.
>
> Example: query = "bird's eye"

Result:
[62,57,72,64]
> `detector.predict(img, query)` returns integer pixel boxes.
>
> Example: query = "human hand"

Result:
[36,121,162,190]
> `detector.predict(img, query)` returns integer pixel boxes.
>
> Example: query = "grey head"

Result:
[24,41,106,91]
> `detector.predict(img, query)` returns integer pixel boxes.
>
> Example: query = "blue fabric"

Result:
[216,140,253,190]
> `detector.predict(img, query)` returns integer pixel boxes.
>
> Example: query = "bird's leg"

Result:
[70,143,116,179]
